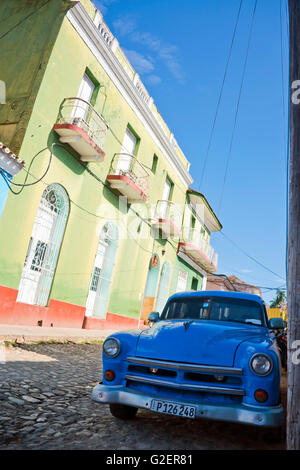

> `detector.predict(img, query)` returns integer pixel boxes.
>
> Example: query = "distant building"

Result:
[207,274,262,297]
[206,274,236,292]
[227,276,262,297]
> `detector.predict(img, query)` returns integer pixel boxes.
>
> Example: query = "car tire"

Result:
[109,404,138,420]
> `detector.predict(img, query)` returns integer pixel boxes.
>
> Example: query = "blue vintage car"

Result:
[91,291,285,430]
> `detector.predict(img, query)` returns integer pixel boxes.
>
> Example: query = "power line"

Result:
[219,230,286,281]
[0,2,288,305]
[218,0,258,214]
[215,2,287,295]
[11,143,287,279]
[199,0,244,190]
[0,143,62,194]
[220,261,284,286]
[284,0,289,42]
[6,137,287,285]
[231,280,286,290]
[19,155,178,257]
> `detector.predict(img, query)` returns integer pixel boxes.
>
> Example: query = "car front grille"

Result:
[126,379,243,404]
[125,356,244,402]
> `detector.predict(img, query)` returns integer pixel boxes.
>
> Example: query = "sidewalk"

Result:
[0,324,122,344]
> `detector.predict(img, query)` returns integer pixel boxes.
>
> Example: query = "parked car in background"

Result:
[92,291,285,437]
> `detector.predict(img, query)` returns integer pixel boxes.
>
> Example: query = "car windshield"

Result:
[161,296,264,326]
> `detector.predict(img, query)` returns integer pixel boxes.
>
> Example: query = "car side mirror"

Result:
[269,317,285,330]
[148,312,160,324]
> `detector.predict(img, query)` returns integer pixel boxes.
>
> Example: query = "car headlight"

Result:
[103,338,121,358]
[250,353,273,376]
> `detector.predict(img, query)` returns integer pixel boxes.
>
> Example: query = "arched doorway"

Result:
[85,222,118,318]
[17,183,69,306]
[140,254,160,322]
[155,261,172,314]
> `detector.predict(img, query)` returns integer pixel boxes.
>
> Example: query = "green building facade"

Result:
[0,0,222,330]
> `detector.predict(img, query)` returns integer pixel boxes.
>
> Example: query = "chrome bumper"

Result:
[91,383,284,428]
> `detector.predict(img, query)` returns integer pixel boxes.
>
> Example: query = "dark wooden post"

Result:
[287,0,300,451]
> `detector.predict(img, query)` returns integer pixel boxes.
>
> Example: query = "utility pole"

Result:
[287,0,300,451]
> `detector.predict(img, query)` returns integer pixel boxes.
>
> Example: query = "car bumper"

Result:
[91,383,284,428]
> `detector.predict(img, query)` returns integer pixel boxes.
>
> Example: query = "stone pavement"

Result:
[0,342,287,450]
[0,324,120,344]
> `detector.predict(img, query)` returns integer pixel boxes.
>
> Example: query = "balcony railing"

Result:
[152,200,182,237]
[54,97,109,161]
[107,153,149,202]
[179,227,218,272]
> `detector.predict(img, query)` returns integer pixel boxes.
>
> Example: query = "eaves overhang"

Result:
[187,188,222,232]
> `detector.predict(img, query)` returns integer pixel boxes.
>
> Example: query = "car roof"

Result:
[168,290,264,305]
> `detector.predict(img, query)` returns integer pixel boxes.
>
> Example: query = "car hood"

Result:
[135,320,268,367]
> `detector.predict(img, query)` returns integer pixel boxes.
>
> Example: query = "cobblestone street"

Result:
[0,342,286,450]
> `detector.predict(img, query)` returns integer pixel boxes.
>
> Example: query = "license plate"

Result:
[150,400,196,419]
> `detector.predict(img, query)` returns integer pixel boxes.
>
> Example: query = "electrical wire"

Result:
[230,280,286,290]
[220,261,282,285]
[284,0,289,42]
[5,142,287,295]
[219,230,286,281]
[4,130,286,289]
[0,143,62,194]
[19,158,177,257]
[0,1,283,290]
[0,3,288,308]
[199,0,244,190]
[214,1,287,295]
[218,0,258,215]
[261,285,287,294]
[9,142,286,282]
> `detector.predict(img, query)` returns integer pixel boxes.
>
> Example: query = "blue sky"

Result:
[95,0,288,304]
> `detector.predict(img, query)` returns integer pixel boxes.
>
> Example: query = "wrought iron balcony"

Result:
[107,153,149,202]
[152,200,182,237]
[178,228,218,273]
[54,97,109,162]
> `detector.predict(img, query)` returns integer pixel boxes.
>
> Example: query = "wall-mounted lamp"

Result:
[0,143,25,176]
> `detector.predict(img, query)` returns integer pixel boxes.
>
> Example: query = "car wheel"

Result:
[109,404,138,420]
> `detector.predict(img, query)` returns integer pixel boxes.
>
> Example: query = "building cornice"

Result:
[187,189,222,232]
[177,250,208,278]
[66,3,193,187]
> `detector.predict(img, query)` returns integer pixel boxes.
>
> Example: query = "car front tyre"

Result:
[109,404,138,420]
